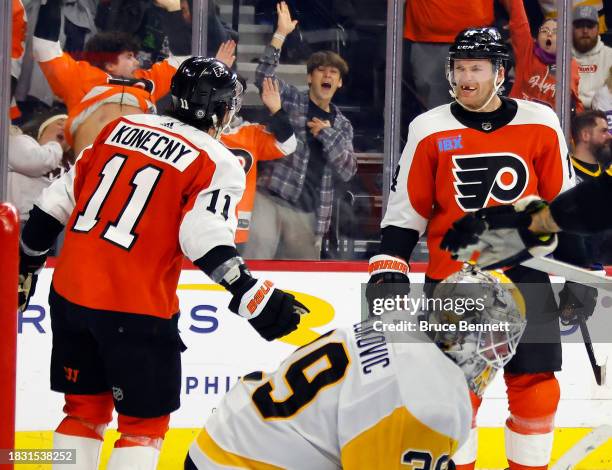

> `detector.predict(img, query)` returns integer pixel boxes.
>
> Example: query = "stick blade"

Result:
[596,362,606,386]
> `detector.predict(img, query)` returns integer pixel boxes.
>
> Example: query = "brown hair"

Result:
[83,32,140,71]
[306,50,349,78]
[571,110,608,143]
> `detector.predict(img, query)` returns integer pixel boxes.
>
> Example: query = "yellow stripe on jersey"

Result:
[195,428,284,469]
[572,157,602,177]
[341,406,459,470]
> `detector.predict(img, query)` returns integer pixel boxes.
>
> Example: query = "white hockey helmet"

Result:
[430,265,527,397]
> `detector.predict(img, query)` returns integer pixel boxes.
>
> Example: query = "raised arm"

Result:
[254,1,298,99]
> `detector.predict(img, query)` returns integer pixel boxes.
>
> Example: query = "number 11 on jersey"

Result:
[72,154,162,250]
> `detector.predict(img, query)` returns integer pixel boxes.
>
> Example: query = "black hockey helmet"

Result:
[170,57,239,133]
[449,27,510,67]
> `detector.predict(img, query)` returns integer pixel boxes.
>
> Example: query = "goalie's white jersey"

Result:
[187,319,472,469]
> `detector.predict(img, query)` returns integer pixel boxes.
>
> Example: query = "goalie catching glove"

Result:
[229,278,308,341]
[440,196,558,270]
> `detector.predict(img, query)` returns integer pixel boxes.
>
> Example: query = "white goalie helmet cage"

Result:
[430,265,527,396]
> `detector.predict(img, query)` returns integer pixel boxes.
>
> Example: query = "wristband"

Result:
[273,32,286,42]
[368,254,409,276]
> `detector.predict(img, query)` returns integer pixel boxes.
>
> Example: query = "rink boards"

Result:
[14,266,612,469]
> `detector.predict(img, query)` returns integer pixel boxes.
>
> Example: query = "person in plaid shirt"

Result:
[244,1,357,260]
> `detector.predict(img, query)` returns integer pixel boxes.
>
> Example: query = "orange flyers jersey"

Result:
[382,99,575,281]
[11,0,26,119]
[32,37,187,145]
[39,114,245,318]
[404,0,494,42]
[220,121,294,243]
[187,318,471,469]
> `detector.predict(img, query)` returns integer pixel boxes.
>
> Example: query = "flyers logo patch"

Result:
[227,147,254,174]
[452,153,529,211]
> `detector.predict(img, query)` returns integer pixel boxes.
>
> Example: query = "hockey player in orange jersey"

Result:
[32,0,190,156]
[366,28,593,469]
[17,58,307,470]
[221,76,297,246]
[212,41,297,246]
[185,267,527,470]
[10,0,26,120]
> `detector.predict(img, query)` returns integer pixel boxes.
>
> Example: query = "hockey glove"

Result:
[441,196,558,270]
[558,281,598,325]
[229,279,309,341]
[365,254,410,317]
[18,245,47,313]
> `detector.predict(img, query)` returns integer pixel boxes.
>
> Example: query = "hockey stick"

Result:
[521,257,612,292]
[579,319,606,386]
[550,425,612,470]
[454,242,612,291]
[521,257,607,385]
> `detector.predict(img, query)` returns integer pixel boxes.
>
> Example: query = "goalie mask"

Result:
[430,265,526,397]
[447,27,510,112]
[170,57,241,138]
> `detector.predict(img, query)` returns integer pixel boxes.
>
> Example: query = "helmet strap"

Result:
[211,106,236,140]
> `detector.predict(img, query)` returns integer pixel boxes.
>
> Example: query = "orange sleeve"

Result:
[507,0,534,75]
[134,59,182,102]
[38,52,104,110]
[12,0,26,62]
[252,125,286,161]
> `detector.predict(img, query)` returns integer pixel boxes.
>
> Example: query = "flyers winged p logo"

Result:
[452,153,529,211]
[227,147,254,174]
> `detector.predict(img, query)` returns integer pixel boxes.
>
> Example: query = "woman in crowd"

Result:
[503,0,584,112]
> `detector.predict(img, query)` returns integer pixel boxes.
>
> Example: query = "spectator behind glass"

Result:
[404,0,495,110]
[569,110,612,263]
[224,76,296,251]
[572,5,612,109]
[502,0,584,113]
[539,0,605,29]
[11,0,26,121]
[32,0,190,157]
[571,110,612,172]
[8,114,70,227]
[214,42,298,250]
[591,65,612,129]
[245,2,356,260]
